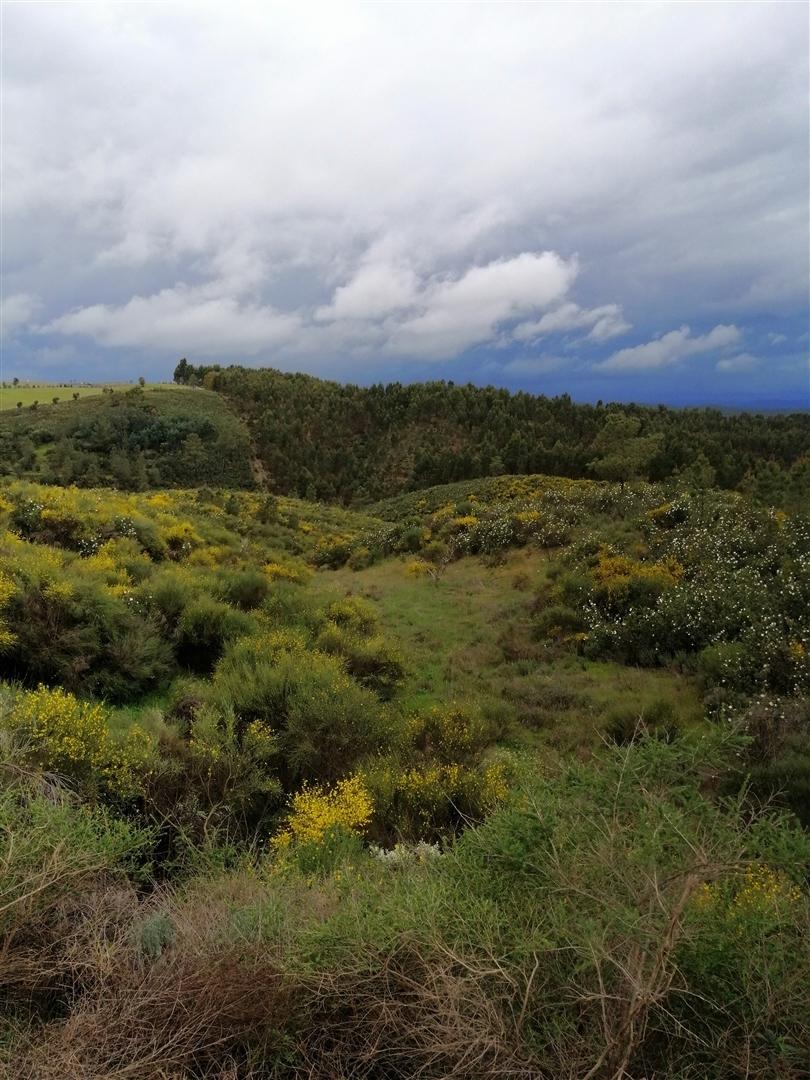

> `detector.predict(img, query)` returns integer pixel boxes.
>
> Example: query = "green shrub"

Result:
[212,633,392,786]
[533,603,586,640]
[2,576,173,702]
[165,676,211,729]
[146,706,283,848]
[174,596,255,673]
[408,703,498,765]
[315,622,405,700]
[346,545,373,571]
[604,698,681,744]
[697,641,755,694]
[327,596,378,635]
[144,567,202,632]
[363,758,509,843]
[215,568,269,611]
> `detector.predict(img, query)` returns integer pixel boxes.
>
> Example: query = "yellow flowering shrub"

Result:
[327,596,377,634]
[408,704,493,763]
[0,569,17,651]
[592,548,684,599]
[161,521,203,559]
[272,775,373,850]
[694,864,802,921]
[5,685,154,799]
[368,759,508,841]
[405,558,431,578]
[186,544,233,568]
[263,560,308,583]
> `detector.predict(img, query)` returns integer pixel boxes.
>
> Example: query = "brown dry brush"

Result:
[9,885,296,1080]
[291,941,538,1079]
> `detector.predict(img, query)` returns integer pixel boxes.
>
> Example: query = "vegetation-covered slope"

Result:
[1,461,809,1076]
[0,385,254,489]
[175,360,810,506]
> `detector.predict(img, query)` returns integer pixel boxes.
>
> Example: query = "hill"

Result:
[176,361,810,506]
[0,385,254,489]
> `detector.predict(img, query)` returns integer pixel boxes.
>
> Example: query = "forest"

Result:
[174,360,810,508]
[0,377,808,1078]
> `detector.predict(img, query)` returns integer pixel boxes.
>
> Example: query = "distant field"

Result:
[0,383,179,410]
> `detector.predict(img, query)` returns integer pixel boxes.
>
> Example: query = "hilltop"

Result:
[2,368,808,515]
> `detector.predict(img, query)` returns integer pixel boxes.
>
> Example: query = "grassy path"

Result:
[329,547,704,749]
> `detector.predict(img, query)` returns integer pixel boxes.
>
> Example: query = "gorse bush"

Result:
[1,684,154,799]
[272,774,374,851]
[174,596,256,673]
[315,620,405,699]
[212,632,393,786]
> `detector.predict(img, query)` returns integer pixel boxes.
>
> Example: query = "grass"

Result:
[328,547,704,749]
[0,383,181,411]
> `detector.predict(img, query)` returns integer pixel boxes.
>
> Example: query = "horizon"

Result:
[2,361,808,415]
[1,3,809,409]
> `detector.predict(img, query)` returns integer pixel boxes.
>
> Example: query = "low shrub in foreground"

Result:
[6,733,808,1079]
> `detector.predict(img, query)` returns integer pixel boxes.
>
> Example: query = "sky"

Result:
[2,1,809,408]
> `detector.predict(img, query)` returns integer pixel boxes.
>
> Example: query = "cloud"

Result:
[716,352,760,372]
[1,293,41,338]
[513,302,631,343]
[316,263,419,321]
[384,252,577,360]
[38,251,580,361]
[44,287,301,356]
[1,3,807,385]
[595,324,742,372]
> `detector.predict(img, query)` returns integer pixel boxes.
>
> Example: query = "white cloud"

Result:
[38,251,580,361]
[316,263,419,321]
[716,352,760,372]
[513,302,630,343]
[384,252,577,360]
[596,324,742,372]
[45,287,300,356]
[1,293,41,337]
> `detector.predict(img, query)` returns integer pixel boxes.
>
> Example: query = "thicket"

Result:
[0,480,505,860]
[326,472,810,826]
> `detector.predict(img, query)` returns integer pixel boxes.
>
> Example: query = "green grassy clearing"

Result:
[328,547,704,750]
[0,383,181,410]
